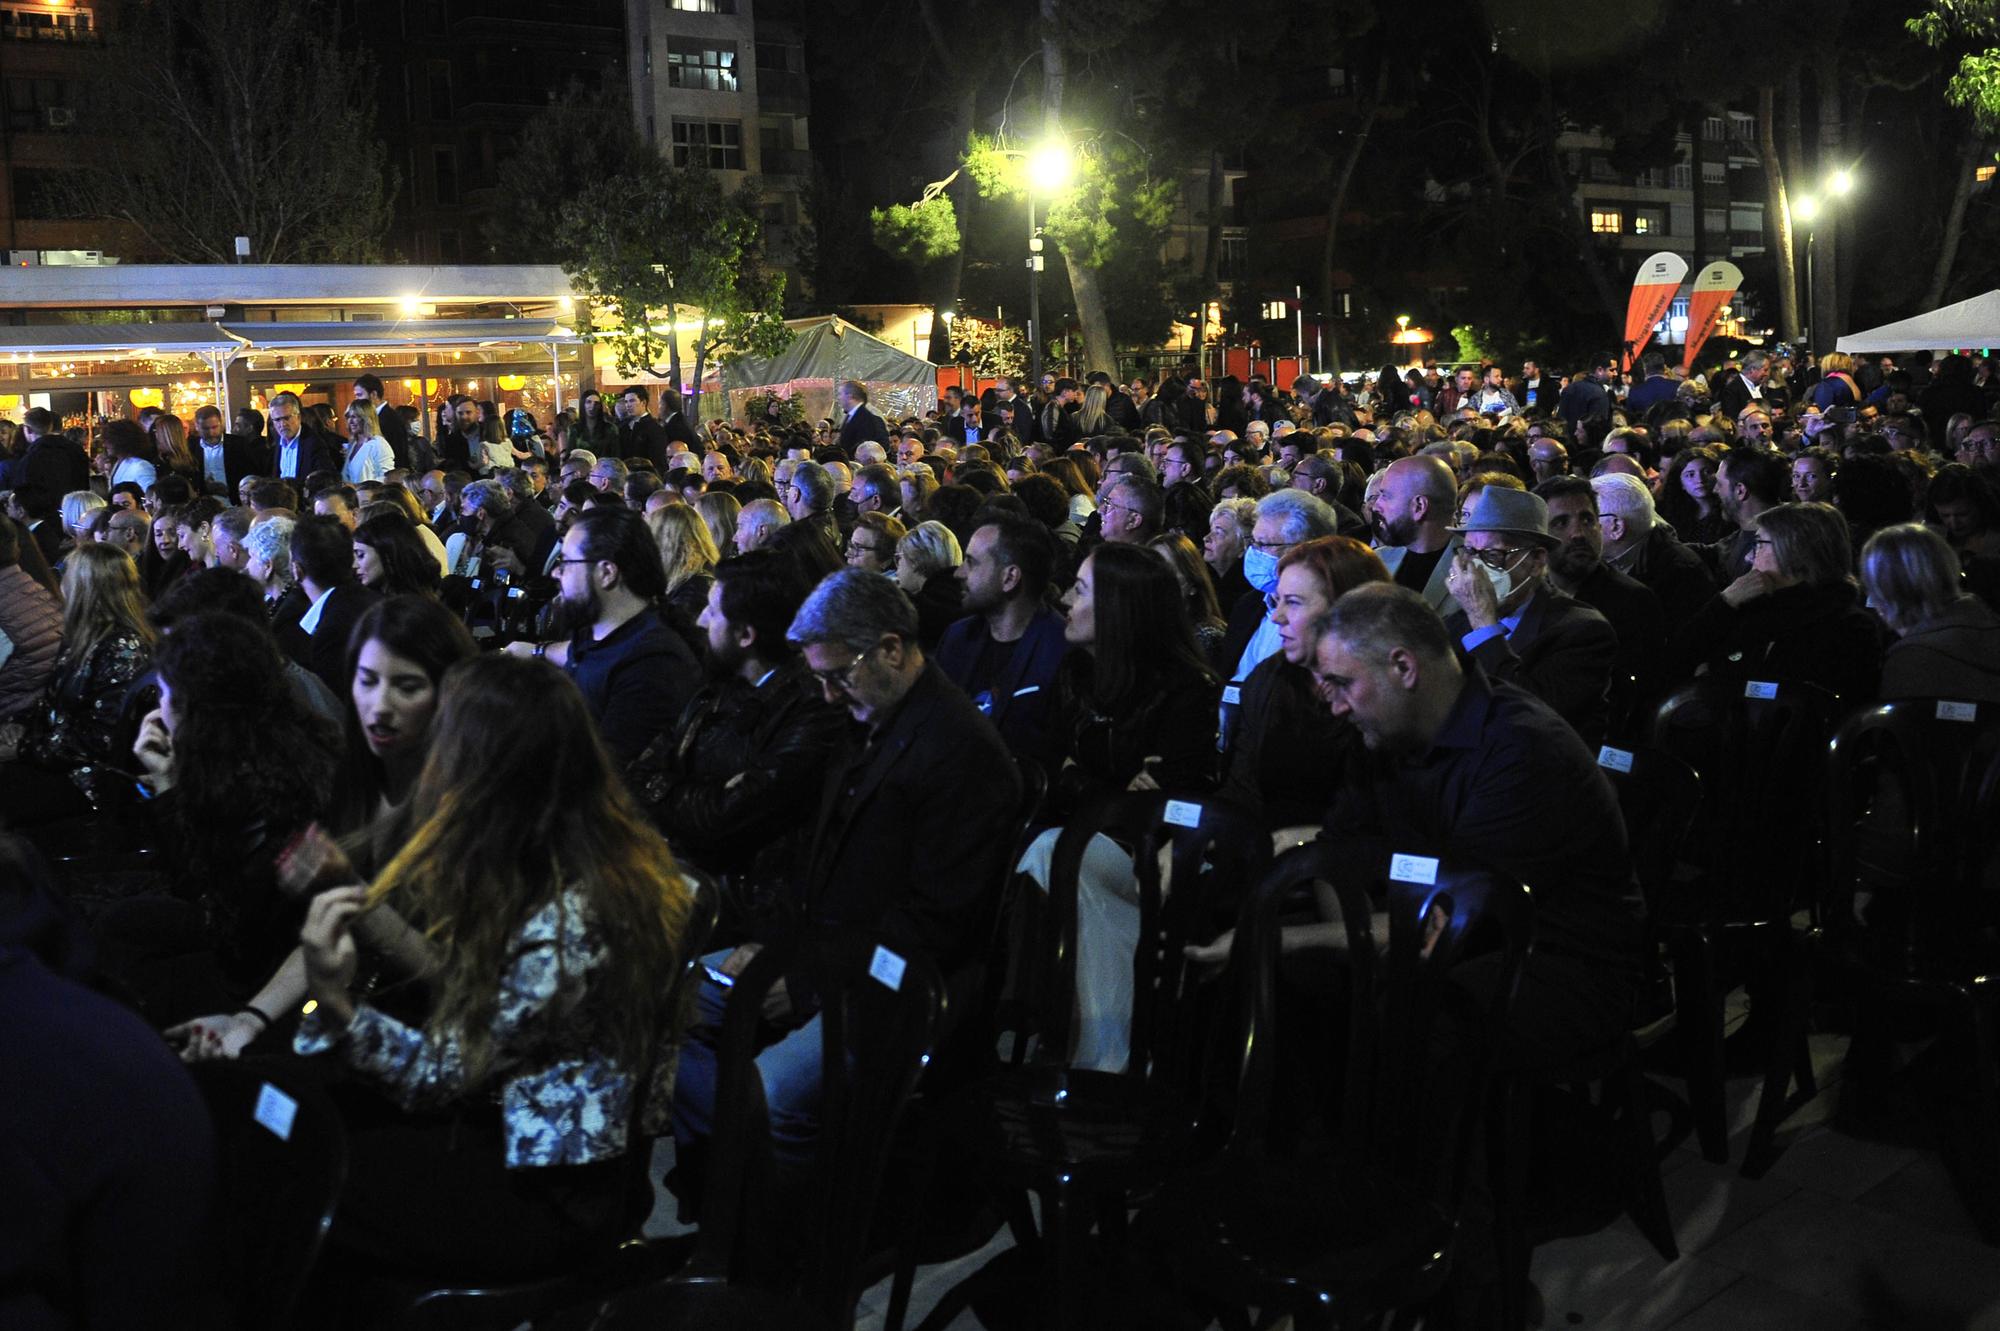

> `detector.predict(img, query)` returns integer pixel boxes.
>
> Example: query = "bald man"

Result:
[1367,455,1460,612]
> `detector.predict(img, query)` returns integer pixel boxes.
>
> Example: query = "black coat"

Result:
[623,415,670,472]
[1567,560,1668,697]
[1666,580,1888,702]
[17,436,91,498]
[273,429,339,483]
[788,664,1020,1007]
[836,405,892,453]
[1220,652,1358,830]
[201,434,267,496]
[631,658,848,885]
[1049,656,1219,816]
[659,410,703,456]
[274,583,383,695]
[1445,584,1619,749]
[1622,524,1717,634]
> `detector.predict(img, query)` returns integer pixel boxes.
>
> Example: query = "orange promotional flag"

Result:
[1681,261,1745,373]
[1622,252,1689,372]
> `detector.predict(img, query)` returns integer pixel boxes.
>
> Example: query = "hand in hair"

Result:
[133,709,173,793]
[1720,569,1777,609]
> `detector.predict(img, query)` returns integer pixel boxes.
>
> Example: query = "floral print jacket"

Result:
[296,888,677,1168]
[18,631,151,807]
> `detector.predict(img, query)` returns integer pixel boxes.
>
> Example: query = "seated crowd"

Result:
[5,351,2000,1327]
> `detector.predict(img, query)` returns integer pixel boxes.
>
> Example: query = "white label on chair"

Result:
[1389,853,1439,886]
[254,1084,298,1142]
[869,945,907,992]
[1163,799,1204,829]
[1744,680,1779,700]
[1938,700,1978,723]
[1221,685,1242,706]
[1597,746,1635,774]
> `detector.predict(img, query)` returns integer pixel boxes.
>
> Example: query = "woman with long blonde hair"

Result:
[150,412,199,485]
[293,654,695,1277]
[648,500,720,621]
[0,543,156,822]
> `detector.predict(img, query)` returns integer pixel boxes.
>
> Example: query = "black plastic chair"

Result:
[1742,699,2000,1207]
[1645,677,1840,1163]
[1134,842,1536,1328]
[190,1059,349,1331]
[588,928,945,1330]
[387,866,723,1329]
[909,789,1272,1331]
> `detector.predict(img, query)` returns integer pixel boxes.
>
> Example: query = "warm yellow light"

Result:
[1396,315,1411,330]
[497,374,527,391]
[1792,195,1819,223]
[1827,169,1854,197]
[1027,141,1075,194]
[129,387,164,409]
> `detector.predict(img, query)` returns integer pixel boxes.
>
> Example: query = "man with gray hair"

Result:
[1095,471,1161,546]
[672,569,1018,1178]
[854,440,889,466]
[784,459,839,547]
[1219,487,1343,700]
[734,497,790,555]
[1718,350,1775,420]
[1591,472,1715,630]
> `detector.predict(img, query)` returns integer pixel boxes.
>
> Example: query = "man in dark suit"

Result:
[1592,473,1716,634]
[670,568,1019,1174]
[272,515,382,694]
[654,388,703,460]
[1622,351,1680,418]
[1441,487,1618,748]
[190,406,264,497]
[616,387,668,469]
[12,408,90,498]
[1716,351,1781,421]
[834,379,891,453]
[266,392,337,485]
[1538,477,1669,725]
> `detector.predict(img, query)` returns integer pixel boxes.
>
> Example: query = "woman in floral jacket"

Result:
[293,653,696,1279]
[0,543,154,826]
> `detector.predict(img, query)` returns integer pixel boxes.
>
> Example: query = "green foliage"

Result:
[744,392,807,427]
[558,162,792,380]
[1911,2,2000,131]
[1445,325,1502,366]
[948,317,1028,381]
[870,195,961,264]
[489,85,649,263]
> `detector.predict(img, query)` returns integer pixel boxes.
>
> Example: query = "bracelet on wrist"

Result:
[235,1005,272,1030]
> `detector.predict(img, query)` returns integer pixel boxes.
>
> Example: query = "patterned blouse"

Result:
[18,630,152,808]
[295,888,676,1169]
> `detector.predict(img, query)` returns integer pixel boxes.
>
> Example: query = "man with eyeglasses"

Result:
[1159,438,1207,492]
[783,459,839,547]
[1440,487,1617,746]
[672,569,1019,1180]
[848,463,902,523]
[845,512,904,573]
[1095,472,1161,546]
[511,505,696,766]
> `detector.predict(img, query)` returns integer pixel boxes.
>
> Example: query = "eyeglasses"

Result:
[1248,537,1297,554]
[1463,546,1531,570]
[845,539,886,558]
[550,554,600,569]
[808,642,882,692]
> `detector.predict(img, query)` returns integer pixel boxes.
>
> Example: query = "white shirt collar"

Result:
[298,585,336,635]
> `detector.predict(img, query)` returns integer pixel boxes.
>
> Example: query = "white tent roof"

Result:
[1837,290,2000,355]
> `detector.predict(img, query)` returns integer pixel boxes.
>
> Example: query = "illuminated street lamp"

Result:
[1026,137,1076,383]
[1792,169,1857,354]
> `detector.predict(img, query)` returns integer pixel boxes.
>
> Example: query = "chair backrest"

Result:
[1218,843,1531,1209]
[1823,698,2000,966]
[637,864,722,1139]
[690,930,943,1326]
[189,1060,347,1331]
[1593,742,1701,914]
[1043,789,1271,1082]
[1648,677,1841,917]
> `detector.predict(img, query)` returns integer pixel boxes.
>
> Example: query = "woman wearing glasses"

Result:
[1667,500,1888,700]
[845,511,905,575]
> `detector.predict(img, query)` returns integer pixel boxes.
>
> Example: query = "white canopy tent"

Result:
[1836,290,2000,355]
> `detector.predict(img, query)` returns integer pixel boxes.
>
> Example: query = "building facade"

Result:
[0,0,137,263]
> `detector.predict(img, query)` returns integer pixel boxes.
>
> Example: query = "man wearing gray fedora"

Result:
[1442,486,1619,747]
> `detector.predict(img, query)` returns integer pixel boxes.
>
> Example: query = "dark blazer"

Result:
[1569,560,1668,689]
[1049,656,1219,815]
[275,583,383,695]
[658,410,702,457]
[1622,524,1716,633]
[26,520,64,569]
[1445,584,1618,748]
[19,435,91,498]
[792,663,1019,1004]
[373,404,415,471]
[836,405,891,453]
[1220,652,1358,830]
[623,415,670,471]
[933,606,1070,774]
[271,429,337,483]
[490,498,557,572]
[194,434,266,496]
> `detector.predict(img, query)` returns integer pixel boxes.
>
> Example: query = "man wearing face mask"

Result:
[1441,487,1618,747]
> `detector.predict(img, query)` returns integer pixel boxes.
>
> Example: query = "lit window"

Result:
[1590,209,1621,234]
[1634,212,1659,235]
[1978,164,1997,183]
[669,0,736,11]
[665,40,737,92]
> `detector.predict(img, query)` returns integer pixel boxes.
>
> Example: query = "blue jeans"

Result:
[671,949,824,1171]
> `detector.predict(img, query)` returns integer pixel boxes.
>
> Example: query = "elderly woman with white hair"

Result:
[241,514,298,619]
[894,519,963,650]
[1863,522,2000,703]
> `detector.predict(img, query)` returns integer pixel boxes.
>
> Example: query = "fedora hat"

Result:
[1447,487,1559,549]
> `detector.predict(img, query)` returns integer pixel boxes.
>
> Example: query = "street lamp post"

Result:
[1026,141,1074,387]
[1791,169,1854,359]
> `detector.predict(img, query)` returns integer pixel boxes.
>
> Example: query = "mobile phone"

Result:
[702,963,735,988]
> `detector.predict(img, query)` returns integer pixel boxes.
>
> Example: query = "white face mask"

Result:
[1477,552,1526,603]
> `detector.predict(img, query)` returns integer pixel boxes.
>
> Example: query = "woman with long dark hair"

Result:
[1018,542,1220,1072]
[573,389,620,456]
[1656,444,1733,544]
[353,512,442,599]
[290,655,694,1277]
[0,543,156,825]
